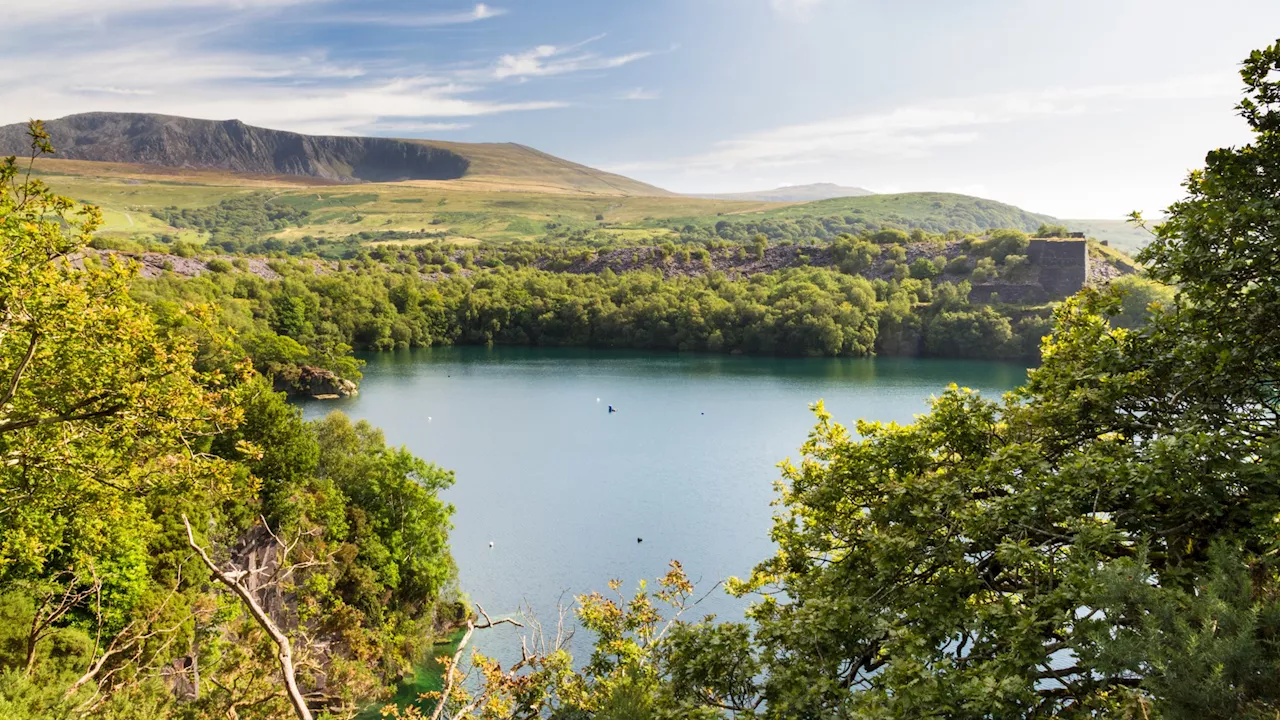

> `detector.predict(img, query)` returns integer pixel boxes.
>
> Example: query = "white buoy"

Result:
[596,398,601,402]
[428,416,432,422]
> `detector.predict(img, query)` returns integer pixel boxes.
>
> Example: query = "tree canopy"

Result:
[420,40,1280,720]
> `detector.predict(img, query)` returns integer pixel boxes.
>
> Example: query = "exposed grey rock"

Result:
[0,112,469,182]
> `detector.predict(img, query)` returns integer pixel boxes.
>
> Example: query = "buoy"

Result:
[596,397,600,402]
[489,541,494,548]
[428,416,432,422]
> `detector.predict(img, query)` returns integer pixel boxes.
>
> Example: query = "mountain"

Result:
[0,112,671,196]
[694,183,875,202]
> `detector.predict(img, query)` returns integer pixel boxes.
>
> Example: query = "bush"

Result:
[945,255,972,274]
[206,258,232,273]
[871,228,910,245]
[1035,223,1071,237]
[972,257,997,283]
[909,257,939,279]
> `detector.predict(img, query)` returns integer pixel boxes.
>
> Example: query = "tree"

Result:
[1036,223,1071,237]
[697,40,1280,718]
[442,40,1280,720]
[0,123,246,716]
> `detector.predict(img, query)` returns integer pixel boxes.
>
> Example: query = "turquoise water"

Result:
[301,347,1026,667]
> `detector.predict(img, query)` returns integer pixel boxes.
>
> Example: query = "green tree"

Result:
[442,41,1280,720]
[0,123,246,716]
[1035,223,1071,237]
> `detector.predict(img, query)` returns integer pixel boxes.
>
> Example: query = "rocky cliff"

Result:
[271,365,358,400]
[0,112,470,182]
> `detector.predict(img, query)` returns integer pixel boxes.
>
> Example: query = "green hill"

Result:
[761,192,1056,233]
[1064,218,1155,255]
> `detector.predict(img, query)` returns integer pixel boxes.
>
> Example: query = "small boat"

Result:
[608,405,616,413]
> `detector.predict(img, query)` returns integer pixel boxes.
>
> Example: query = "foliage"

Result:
[692,193,1053,241]
[136,262,1048,362]
[152,193,311,253]
[433,41,1280,720]
[0,124,459,719]
[1036,223,1071,237]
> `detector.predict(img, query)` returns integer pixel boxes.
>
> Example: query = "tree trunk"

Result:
[183,515,313,720]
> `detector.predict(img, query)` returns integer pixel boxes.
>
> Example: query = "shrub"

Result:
[909,257,939,279]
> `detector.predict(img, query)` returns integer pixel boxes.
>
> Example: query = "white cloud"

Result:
[493,39,652,80]
[313,3,506,27]
[769,0,828,19]
[620,87,660,101]
[0,3,653,138]
[356,120,472,134]
[70,86,156,96]
[0,40,565,135]
[613,73,1237,176]
[4,0,321,25]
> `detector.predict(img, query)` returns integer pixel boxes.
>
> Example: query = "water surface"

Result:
[302,347,1026,664]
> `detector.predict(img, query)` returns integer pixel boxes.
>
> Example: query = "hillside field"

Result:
[28,157,1140,251]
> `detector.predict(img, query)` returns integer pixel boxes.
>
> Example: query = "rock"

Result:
[272,365,358,399]
[0,112,470,182]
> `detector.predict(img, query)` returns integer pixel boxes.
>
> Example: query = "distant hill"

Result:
[694,183,874,202]
[0,112,671,196]
[1063,218,1155,255]
[753,192,1056,234]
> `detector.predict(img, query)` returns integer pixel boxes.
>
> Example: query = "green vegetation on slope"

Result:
[134,258,1053,364]
[1065,217,1158,254]
[656,191,1054,242]
[34,155,1076,251]
[0,123,461,720]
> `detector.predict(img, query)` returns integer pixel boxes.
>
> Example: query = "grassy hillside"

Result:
[1064,218,1155,255]
[28,159,771,244]
[694,183,874,202]
[407,140,672,196]
[758,193,1055,233]
[28,156,1088,252]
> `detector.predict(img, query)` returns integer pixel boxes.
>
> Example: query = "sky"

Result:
[1,0,1278,217]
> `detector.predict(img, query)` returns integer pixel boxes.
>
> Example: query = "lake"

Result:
[301,347,1027,671]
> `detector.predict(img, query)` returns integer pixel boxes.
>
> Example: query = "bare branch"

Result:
[183,514,313,720]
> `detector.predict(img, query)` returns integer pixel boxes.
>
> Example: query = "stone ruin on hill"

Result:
[969,238,1090,304]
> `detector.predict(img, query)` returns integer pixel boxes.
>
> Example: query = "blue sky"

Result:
[2,0,1279,217]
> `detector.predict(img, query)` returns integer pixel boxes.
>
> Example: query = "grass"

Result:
[1064,218,1156,255]
[35,157,1139,250]
[35,160,778,244]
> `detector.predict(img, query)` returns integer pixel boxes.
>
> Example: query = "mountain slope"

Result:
[744,192,1056,234]
[0,112,671,196]
[695,183,874,202]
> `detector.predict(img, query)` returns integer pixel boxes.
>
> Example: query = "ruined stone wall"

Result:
[968,284,1050,304]
[1027,239,1089,300]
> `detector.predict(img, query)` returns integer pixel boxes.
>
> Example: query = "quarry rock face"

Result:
[968,239,1092,303]
[0,112,470,182]
[272,365,358,400]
